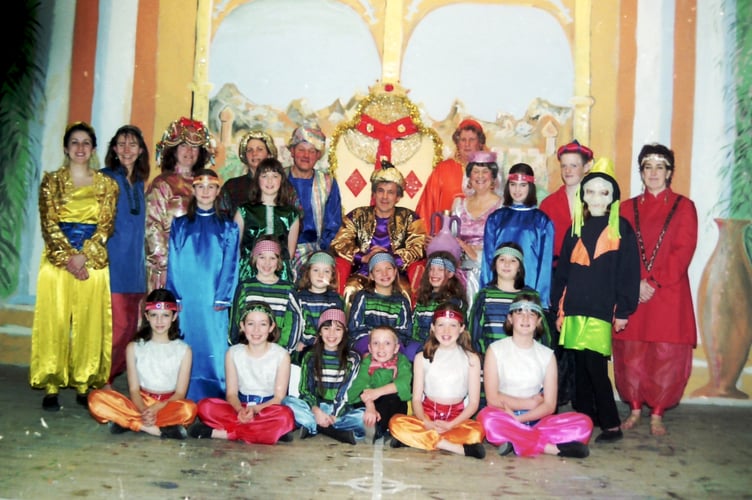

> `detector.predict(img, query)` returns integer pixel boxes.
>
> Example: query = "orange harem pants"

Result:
[389,397,484,450]
[88,389,197,431]
[197,398,295,445]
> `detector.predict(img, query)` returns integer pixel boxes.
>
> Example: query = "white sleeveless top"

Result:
[134,339,189,393]
[489,337,553,398]
[423,346,470,401]
[230,343,287,397]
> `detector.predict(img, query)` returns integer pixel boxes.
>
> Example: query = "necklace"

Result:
[632,195,682,272]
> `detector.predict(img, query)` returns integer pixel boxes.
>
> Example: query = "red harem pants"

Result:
[197,398,295,445]
[478,407,593,456]
[88,388,197,431]
[612,339,693,416]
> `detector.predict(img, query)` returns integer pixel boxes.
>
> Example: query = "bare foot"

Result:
[650,416,667,436]
[621,412,641,430]
[690,383,749,399]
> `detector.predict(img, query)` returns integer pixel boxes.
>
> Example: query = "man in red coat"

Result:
[415,119,485,221]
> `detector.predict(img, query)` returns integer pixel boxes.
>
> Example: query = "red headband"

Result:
[433,308,464,323]
[145,301,179,311]
[458,118,483,132]
[508,173,535,184]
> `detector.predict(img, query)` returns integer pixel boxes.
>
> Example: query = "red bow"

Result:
[355,114,419,170]
[178,116,205,131]
[368,355,398,378]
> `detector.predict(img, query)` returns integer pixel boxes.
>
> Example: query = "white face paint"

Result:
[582,177,613,217]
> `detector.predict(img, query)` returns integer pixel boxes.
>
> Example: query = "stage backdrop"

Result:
[1,0,749,402]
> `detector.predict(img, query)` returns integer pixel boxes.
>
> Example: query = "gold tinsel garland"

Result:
[327,88,443,178]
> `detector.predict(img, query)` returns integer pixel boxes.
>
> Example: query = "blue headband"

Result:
[429,257,456,273]
[369,252,396,272]
[493,246,524,263]
[508,300,543,317]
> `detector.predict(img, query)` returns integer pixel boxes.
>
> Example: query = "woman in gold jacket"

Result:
[30,122,118,412]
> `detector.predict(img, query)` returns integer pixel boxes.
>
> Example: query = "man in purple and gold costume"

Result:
[331,161,426,305]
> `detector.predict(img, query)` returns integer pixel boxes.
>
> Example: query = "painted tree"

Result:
[0,0,44,297]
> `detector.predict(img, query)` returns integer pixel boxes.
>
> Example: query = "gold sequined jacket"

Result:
[331,206,426,271]
[38,167,118,269]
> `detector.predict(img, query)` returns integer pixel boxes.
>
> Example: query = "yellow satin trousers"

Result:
[29,259,113,394]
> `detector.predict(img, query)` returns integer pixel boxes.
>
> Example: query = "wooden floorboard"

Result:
[1,364,750,499]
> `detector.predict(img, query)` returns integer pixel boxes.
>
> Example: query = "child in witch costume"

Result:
[552,158,640,444]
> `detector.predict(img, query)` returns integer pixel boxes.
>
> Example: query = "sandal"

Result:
[621,412,641,430]
[650,416,667,436]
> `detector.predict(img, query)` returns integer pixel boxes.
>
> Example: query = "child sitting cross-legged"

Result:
[87,289,196,439]
[477,293,592,458]
[188,301,296,444]
[347,326,412,443]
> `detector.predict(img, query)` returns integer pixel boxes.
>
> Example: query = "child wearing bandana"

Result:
[188,301,295,444]
[389,303,486,459]
[347,326,412,443]
[88,289,196,439]
[478,293,592,458]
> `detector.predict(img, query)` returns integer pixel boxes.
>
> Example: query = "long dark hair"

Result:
[503,163,537,207]
[104,125,150,183]
[136,289,181,341]
[312,318,349,395]
[160,143,211,175]
[186,169,223,221]
[415,251,466,306]
[491,241,526,290]
[422,302,474,362]
[248,158,298,207]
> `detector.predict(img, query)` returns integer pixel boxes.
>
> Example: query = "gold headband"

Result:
[192,175,221,186]
[640,154,672,167]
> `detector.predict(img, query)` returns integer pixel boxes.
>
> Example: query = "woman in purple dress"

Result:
[451,151,503,311]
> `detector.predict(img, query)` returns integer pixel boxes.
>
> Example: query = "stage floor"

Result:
[1,364,749,499]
